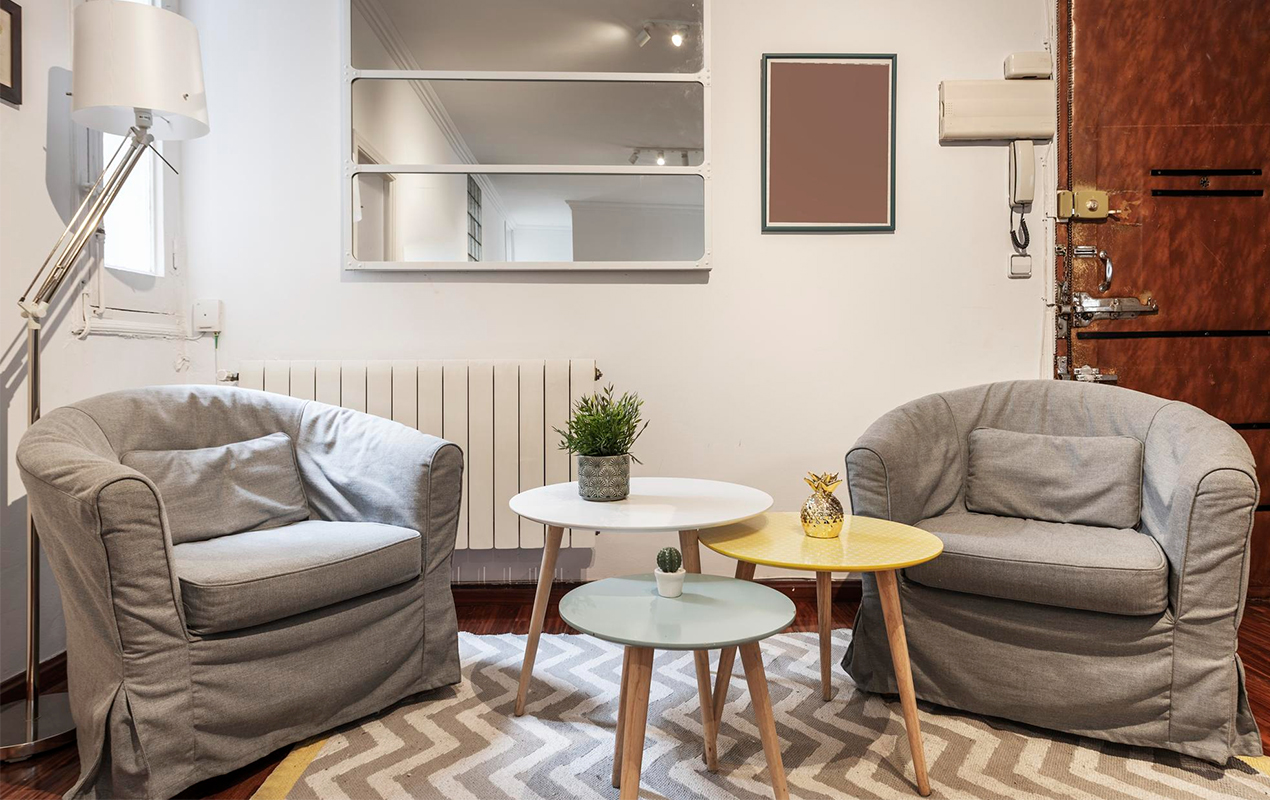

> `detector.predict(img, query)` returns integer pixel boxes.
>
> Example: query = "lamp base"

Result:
[0,693,76,762]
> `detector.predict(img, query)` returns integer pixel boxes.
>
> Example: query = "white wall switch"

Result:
[193,299,224,332]
[1009,254,1033,279]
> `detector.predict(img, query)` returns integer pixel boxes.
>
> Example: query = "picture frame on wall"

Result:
[762,53,896,232]
[0,0,20,107]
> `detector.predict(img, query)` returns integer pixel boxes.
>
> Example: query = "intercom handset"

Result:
[1009,140,1035,252]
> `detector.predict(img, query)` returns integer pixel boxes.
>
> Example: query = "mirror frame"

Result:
[340,1,712,273]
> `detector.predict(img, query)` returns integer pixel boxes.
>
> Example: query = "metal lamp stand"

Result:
[1,115,156,762]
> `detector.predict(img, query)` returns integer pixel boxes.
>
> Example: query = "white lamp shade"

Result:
[71,1,209,140]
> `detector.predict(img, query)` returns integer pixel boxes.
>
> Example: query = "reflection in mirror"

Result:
[352,79,704,166]
[351,0,703,73]
[352,174,704,263]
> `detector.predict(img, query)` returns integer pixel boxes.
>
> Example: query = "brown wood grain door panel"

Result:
[1253,514,1270,600]
[1062,0,1270,596]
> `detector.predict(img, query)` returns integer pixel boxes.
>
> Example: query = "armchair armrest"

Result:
[18,408,194,761]
[1142,402,1259,747]
[845,392,964,524]
[1143,402,1260,621]
[296,403,464,575]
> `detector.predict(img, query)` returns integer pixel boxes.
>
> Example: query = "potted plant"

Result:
[655,546,685,598]
[555,385,648,501]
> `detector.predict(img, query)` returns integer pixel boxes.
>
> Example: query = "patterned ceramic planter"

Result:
[576,454,630,501]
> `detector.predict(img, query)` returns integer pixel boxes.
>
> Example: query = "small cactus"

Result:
[656,546,682,573]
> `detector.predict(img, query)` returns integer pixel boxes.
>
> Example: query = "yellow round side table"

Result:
[694,512,943,797]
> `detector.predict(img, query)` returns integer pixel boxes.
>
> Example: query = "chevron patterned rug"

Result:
[258,631,1270,800]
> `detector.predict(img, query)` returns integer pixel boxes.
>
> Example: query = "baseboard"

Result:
[453,576,863,604]
[0,651,67,705]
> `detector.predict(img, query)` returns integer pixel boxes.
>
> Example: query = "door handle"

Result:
[1073,246,1113,292]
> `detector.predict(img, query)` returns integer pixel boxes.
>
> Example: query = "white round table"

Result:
[508,477,772,772]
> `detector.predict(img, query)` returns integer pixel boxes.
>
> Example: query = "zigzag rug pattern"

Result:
[278,632,1270,799]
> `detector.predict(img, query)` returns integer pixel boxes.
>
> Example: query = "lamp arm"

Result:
[18,125,154,326]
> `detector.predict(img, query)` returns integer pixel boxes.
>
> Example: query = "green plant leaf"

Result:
[553,384,649,459]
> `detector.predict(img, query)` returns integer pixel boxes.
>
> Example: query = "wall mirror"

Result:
[342,0,710,271]
[352,173,705,263]
[350,0,704,73]
[351,79,704,166]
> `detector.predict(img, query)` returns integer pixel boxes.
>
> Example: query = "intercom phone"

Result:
[1009,140,1035,206]
[1009,140,1035,253]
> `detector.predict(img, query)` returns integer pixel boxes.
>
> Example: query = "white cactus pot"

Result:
[655,567,686,598]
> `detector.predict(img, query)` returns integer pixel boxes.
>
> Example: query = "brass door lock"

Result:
[1058,189,1110,220]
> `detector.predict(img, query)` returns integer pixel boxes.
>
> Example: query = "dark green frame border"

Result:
[0,0,22,107]
[761,53,897,233]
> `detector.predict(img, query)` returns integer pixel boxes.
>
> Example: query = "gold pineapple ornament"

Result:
[801,472,845,539]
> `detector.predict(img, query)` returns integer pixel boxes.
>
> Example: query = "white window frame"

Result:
[338,0,712,273]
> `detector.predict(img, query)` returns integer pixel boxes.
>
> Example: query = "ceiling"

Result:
[360,0,706,227]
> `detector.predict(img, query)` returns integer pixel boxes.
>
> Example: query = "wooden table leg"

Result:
[816,570,834,701]
[679,529,720,772]
[612,646,633,788]
[739,642,789,800]
[515,525,564,716]
[876,569,931,797]
[712,560,756,725]
[619,647,655,800]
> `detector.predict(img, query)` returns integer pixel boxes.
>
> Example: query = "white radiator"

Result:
[236,359,598,550]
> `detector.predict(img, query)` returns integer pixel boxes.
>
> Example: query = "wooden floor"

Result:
[4,592,1270,799]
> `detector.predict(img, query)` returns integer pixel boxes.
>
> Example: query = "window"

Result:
[342,0,710,271]
[101,0,165,277]
[101,132,162,276]
[467,175,482,262]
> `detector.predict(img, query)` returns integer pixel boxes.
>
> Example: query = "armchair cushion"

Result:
[906,511,1168,616]
[173,519,421,634]
[965,427,1144,529]
[122,432,310,544]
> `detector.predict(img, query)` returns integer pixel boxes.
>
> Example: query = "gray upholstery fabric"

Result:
[16,386,464,799]
[174,520,422,634]
[121,432,310,544]
[907,511,1168,616]
[965,427,1143,528]
[842,380,1261,763]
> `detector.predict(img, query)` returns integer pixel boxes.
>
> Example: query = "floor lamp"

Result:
[2,0,208,761]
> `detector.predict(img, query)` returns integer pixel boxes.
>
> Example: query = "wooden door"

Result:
[1055,2,1270,595]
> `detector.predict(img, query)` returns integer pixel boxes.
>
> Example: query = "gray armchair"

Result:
[16,386,464,799]
[842,379,1261,762]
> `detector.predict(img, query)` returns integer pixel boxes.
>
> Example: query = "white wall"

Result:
[0,0,208,679]
[179,0,1054,584]
[569,201,705,261]
[511,226,572,262]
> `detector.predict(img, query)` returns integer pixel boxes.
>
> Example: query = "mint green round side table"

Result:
[559,574,795,800]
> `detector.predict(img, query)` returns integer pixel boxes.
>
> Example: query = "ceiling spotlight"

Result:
[635,25,652,48]
[681,150,690,166]
[670,30,685,47]
[656,150,666,166]
[629,149,640,165]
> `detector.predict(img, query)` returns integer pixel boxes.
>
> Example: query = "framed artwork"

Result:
[762,53,896,232]
[0,0,20,106]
